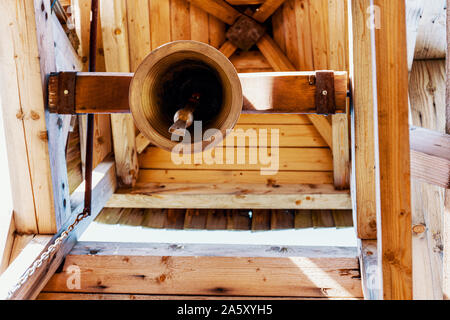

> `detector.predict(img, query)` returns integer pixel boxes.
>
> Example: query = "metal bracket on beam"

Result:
[48,71,77,114]
[314,71,336,115]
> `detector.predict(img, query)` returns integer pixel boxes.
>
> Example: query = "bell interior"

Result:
[141,51,234,143]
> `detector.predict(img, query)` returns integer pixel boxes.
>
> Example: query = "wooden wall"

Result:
[407,0,447,300]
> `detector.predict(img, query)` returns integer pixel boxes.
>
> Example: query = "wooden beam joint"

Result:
[48,72,77,114]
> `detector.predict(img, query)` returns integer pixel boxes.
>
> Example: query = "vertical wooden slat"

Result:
[294,210,313,228]
[184,209,207,229]
[150,0,171,49]
[171,0,191,41]
[126,0,151,72]
[142,209,166,228]
[282,0,299,69]
[294,0,314,71]
[270,210,294,229]
[226,210,251,230]
[308,0,329,70]
[190,4,209,43]
[373,0,412,300]
[165,209,186,229]
[251,209,271,231]
[271,7,286,52]
[328,0,350,190]
[208,15,226,49]
[349,0,377,239]
[206,210,228,230]
[100,0,139,187]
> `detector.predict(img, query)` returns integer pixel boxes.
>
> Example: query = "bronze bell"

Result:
[129,40,243,153]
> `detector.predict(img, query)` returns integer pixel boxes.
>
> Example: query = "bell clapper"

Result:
[169,93,201,137]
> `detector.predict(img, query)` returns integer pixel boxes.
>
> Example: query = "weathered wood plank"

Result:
[137,169,333,185]
[42,241,362,298]
[373,0,413,300]
[349,0,377,239]
[107,192,352,210]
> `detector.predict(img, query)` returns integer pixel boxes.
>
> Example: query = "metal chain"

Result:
[7,210,90,299]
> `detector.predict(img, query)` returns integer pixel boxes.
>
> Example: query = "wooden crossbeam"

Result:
[41,241,362,298]
[49,71,348,115]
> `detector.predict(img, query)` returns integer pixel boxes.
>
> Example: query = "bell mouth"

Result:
[129,41,243,153]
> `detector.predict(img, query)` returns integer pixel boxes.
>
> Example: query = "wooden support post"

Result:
[0,0,77,233]
[349,0,377,239]
[373,0,412,300]
[100,0,139,187]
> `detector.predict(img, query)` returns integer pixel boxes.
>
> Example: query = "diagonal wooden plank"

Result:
[189,0,241,25]
[253,0,288,23]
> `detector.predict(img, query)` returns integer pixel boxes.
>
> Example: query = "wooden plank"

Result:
[100,0,139,187]
[373,0,412,300]
[0,158,116,300]
[219,41,238,58]
[0,0,39,233]
[308,0,329,70]
[165,209,186,229]
[328,0,350,190]
[312,210,334,228]
[349,0,377,239]
[189,0,241,25]
[307,115,332,149]
[331,210,353,228]
[170,0,191,41]
[405,0,425,71]
[126,0,151,71]
[184,209,208,229]
[94,207,124,225]
[208,14,226,49]
[256,34,296,72]
[253,0,287,23]
[37,292,358,300]
[139,147,333,171]
[282,0,299,69]
[271,6,286,52]
[206,209,228,230]
[150,0,171,49]
[270,210,294,229]
[414,0,447,59]
[137,169,333,185]
[43,241,362,298]
[190,4,209,43]
[358,240,381,300]
[409,60,446,299]
[0,0,66,233]
[294,210,313,228]
[142,209,165,228]
[230,51,272,72]
[294,0,314,71]
[410,127,450,188]
[107,192,352,210]
[227,210,251,230]
[64,71,349,114]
